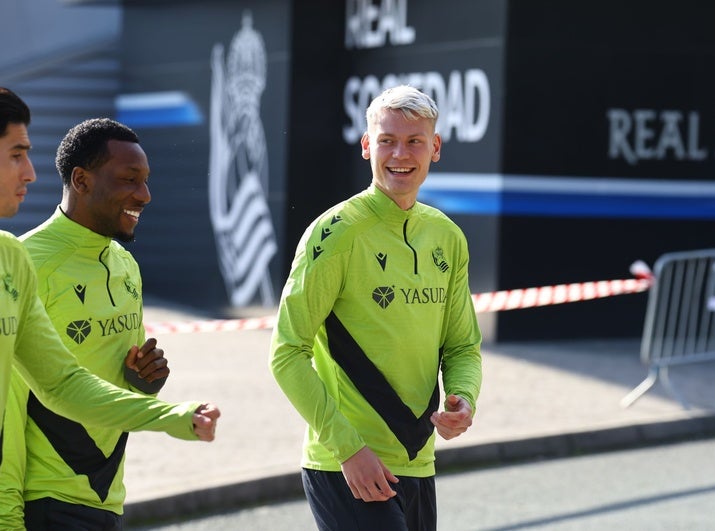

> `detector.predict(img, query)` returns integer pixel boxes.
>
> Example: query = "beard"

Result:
[114,230,136,243]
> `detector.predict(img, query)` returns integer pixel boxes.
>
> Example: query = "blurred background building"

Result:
[2,0,714,342]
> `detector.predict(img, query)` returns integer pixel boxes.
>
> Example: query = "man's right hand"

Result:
[192,403,221,441]
[341,446,399,502]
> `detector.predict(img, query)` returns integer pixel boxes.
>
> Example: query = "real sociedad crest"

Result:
[209,11,277,307]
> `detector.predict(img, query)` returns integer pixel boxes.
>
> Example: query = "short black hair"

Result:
[0,87,31,137]
[55,118,140,187]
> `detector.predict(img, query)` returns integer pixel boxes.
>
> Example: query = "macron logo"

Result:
[375,252,387,271]
[74,284,86,303]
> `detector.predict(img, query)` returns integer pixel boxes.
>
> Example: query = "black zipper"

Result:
[403,219,418,274]
[98,246,116,307]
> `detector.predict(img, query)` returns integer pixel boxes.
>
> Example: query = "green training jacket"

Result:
[0,208,168,522]
[270,185,482,478]
[0,227,200,530]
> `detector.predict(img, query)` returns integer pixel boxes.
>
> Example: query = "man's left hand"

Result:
[430,394,473,440]
[125,338,170,383]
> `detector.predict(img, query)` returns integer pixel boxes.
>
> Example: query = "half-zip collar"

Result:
[49,206,113,250]
[364,184,422,225]
[364,185,421,274]
[46,206,116,305]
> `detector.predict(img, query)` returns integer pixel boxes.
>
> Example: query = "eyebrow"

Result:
[12,143,31,151]
[126,165,150,173]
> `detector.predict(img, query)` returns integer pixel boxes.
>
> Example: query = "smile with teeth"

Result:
[389,167,413,174]
[124,209,141,220]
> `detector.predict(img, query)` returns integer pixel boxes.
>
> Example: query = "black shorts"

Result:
[24,497,122,531]
[301,468,436,531]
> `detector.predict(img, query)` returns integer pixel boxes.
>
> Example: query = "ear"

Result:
[360,132,371,160]
[70,167,90,194]
[431,133,442,163]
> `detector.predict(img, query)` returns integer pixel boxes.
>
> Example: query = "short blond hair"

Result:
[365,85,439,130]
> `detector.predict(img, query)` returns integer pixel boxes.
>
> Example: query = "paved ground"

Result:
[121,300,715,526]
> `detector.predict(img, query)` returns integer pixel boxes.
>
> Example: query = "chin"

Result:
[114,232,135,243]
[2,203,20,218]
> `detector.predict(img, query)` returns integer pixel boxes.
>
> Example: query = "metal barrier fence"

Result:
[622,249,715,409]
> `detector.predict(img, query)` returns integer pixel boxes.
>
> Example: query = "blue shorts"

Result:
[301,468,437,531]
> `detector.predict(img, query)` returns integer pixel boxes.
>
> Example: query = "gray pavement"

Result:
[121,300,715,526]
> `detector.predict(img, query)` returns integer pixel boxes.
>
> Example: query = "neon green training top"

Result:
[0,208,169,523]
[270,185,482,477]
[0,224,200,530]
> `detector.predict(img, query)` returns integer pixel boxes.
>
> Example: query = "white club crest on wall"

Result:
[210,11,276,307]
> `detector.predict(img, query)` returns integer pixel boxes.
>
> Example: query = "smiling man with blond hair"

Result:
[271,85,482,531]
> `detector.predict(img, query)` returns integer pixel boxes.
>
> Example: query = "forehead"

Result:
[0,122,30,151]
[104,139,149,168]
[368,108,434,137]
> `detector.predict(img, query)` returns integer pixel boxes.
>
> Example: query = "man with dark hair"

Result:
[0,87,32,220]
[2,116,181,529]
[0,89,220,529]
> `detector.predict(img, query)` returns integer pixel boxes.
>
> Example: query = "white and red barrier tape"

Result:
[144,275,653,335]
[470,277,651,313]
[145,315,277,335]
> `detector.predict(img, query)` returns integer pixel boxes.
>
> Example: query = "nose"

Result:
[392,141,409,159]
[23,157,37,183]
[135,181,151,204]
